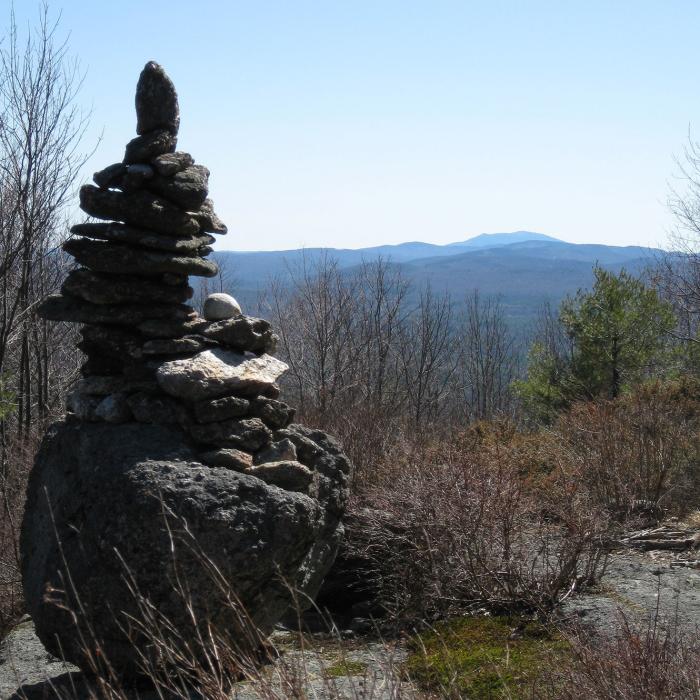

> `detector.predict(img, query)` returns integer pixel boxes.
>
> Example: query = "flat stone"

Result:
[247,461,313,492]
[254,438,297,465]
[135,61,179,136]
[193,394,250,423]
[152,151,193,176]
[79,185,199,236]
[188,417,272,451]
[203,316,276,353]
[95,163,156,191]
[147,165,209,210]
[199,447,253,471]
[63,269,193,305]
[203,293,241,321]
[63,238,218,278]
[126,391,187,425]
[190,198,227,234]
[138,316,209,338]
[123,129,176,164]
[121,163,156,189]
[70,223,214,254]
[38,294,192,326]
[249,396,295,429]
[141,335,215,356]
[79,351,123,376]
[93,162,126,188]
[156,348,288,401]
[80,325,143,359]
[94,393,132,424]
[75,376,127,396]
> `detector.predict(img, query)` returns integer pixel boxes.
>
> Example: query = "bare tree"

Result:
[268,252,359,423]
[397,284,456,425]
[656,132,700,343]
[0,5,90,451]
[457,291,520,421]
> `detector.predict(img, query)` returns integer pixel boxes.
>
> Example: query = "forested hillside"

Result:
[213,235,658,326]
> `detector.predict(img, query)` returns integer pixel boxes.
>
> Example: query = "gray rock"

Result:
[126,391,188,424]
[121,163,156,189]
[203,293,241,321]
[138,316,209,339]
[94,393,132,423]
[21,421,347,677]
[0,620,83,700]
[63,268,193,305]
[249,396,295,429]
[188,417,272,451]
[80,325,143,360]
[71,223,214,253]
[152,151,194,176]
[97,163,156,191]
[279,425,352,517]
[93,162,126,188]
[123,129,176,164]
[199,447,253,471]
[141,335,215,356]
[80,353,123,377]
[203,315,276,354]
[248,461,313,493]
[135,61,179,136]
[76,376,157,397]
[147,165,209,210]
[190,198,227,234]
[63,238,218,278]
[39,294,193,326]
[79,185,199,236]
[254,438,297,465]
[76,375,127,396]
[156,348,288,401]
[66,390,101,421]
[194,394,250,423]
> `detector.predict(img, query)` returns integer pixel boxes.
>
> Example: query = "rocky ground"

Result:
[561,526,700,637]
[4,530,700,699]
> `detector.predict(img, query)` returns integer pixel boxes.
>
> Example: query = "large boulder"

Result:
[21,420,349,678]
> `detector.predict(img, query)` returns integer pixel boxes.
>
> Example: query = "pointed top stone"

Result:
[135,61,180,136]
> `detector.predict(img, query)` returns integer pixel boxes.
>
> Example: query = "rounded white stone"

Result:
[203,293,241,321]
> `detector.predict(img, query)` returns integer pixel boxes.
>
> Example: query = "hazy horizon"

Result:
[12,2,700,252]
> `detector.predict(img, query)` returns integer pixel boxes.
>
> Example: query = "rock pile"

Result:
[21,62,350,678]
[38,60,318,492]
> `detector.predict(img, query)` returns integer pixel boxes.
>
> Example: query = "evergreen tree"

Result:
[517,266,676,420]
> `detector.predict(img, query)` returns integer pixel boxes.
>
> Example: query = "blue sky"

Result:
[12,1,700,251]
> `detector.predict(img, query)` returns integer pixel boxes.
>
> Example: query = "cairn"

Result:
[39,61,314,490]
[22,62,350,678]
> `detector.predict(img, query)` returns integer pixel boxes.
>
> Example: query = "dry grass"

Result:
[0,437,38,638]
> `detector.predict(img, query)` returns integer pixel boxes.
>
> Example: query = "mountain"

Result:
[211,233,662,330]
[448,231,560,249]
[217,231,559,280]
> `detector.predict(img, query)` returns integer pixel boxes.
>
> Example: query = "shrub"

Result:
[554,378,700,520]
[348,429,609,623]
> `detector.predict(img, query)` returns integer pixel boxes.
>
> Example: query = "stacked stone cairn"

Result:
[22,62,350,678]
[40,61,312,490]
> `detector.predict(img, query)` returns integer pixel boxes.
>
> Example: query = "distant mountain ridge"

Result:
[213,232,662,329]
[447,231,561,248]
